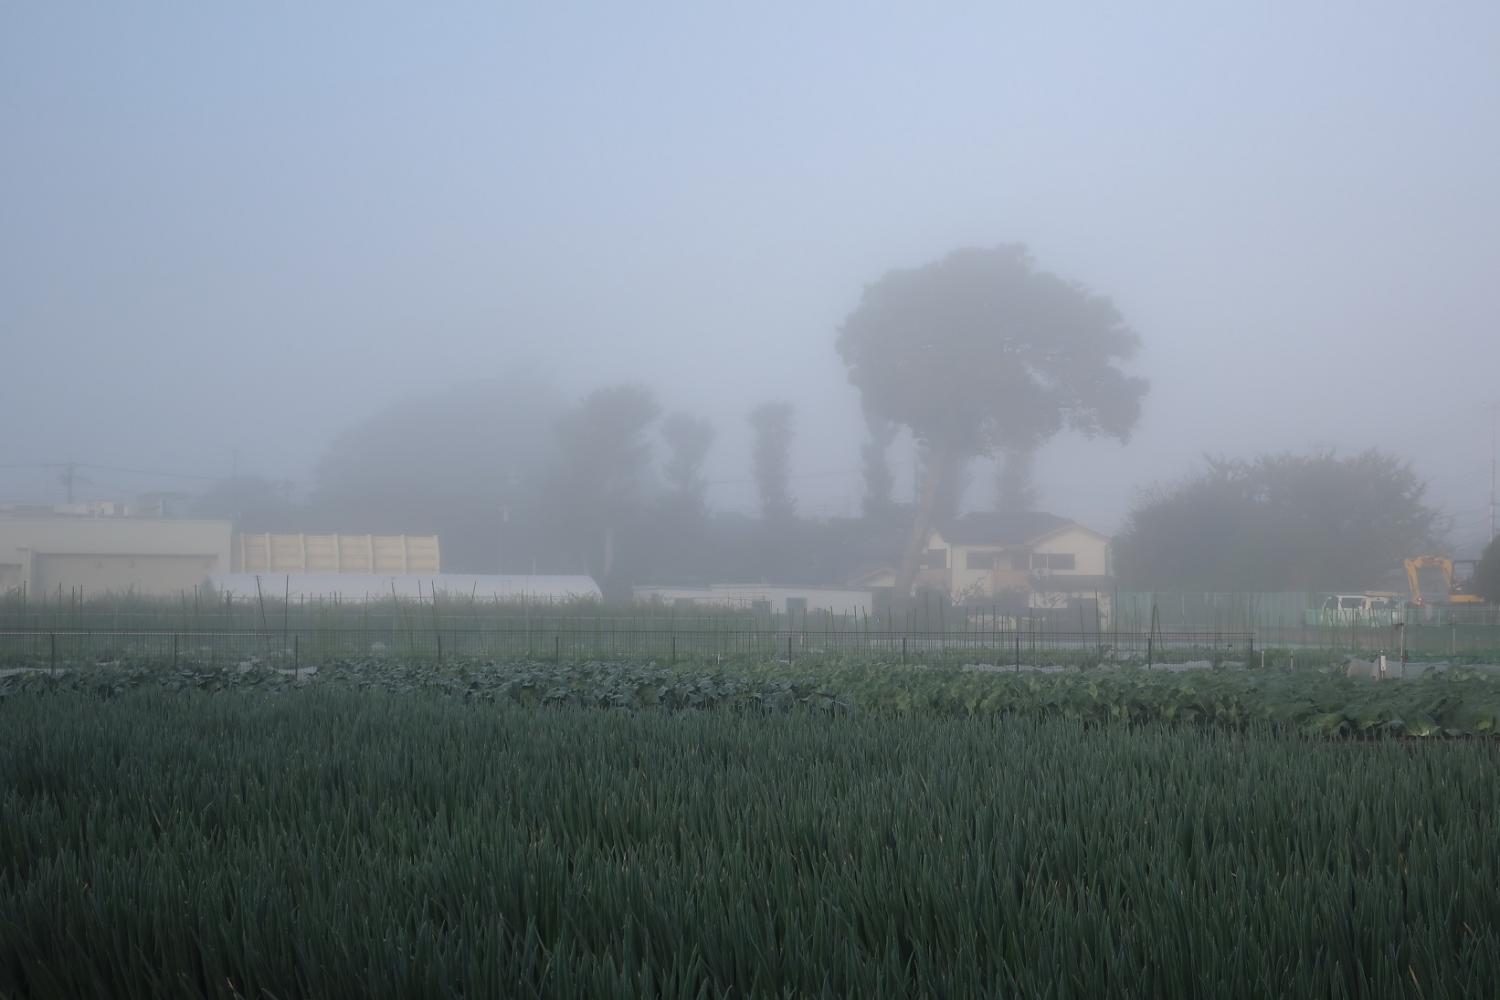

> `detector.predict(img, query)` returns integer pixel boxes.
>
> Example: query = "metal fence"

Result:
[1249,622,1500,657]
[0,627,1255,670]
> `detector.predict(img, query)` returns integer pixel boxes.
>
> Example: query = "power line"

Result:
[0,461,295,485]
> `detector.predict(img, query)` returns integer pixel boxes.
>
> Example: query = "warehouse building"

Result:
[0,514,233,598]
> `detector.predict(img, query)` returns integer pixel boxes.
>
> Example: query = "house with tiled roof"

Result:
[903,511,1113,611]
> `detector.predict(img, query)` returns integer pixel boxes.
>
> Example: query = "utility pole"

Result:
[59,463,76,504]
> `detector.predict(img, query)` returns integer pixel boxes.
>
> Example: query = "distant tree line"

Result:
[1114,450,1439,592]
[191,244,1468,600]
[193,373,905,597]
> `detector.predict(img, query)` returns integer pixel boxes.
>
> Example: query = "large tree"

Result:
[1114,450,1439,591]
[837,245,1147,600]
[544,384,661,580]
[748,401,795,521]
[309,373,562,571]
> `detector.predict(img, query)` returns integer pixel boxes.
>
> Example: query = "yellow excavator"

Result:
[1403,556,1485,606]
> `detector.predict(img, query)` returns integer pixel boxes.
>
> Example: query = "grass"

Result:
[3,685,1499,998]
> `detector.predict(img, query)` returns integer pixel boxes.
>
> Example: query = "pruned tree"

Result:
[749,401,795,521]
[660,412,715,517]
[837,245,1147,601]
[1114,450,1439,591]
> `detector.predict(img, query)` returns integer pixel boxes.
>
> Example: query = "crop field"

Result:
[5,653,1500,735]
[4,660,1500,998]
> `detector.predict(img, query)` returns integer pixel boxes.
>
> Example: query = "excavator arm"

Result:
[1404,556,1455,606]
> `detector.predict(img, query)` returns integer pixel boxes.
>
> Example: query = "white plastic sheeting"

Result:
[210,573,601,603]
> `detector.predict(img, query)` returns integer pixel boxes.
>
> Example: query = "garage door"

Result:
[33,553,219,597]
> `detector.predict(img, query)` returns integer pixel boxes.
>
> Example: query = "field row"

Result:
[5,655,1500,737]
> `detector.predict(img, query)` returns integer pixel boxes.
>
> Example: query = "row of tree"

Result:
[192,243,1468,598]
[191,374,907,595]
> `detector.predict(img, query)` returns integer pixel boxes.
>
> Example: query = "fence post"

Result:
[1014,634,1020,672]
[294,634,299,670]
[671,635,676,665]
[788,632,794,664]
[172,633,178,669]
[900,635,906,665]
[50,632,56,675]
[437,632,443,664]
[555,634,560,663]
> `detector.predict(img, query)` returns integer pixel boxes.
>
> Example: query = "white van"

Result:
[1320,594,1397,614]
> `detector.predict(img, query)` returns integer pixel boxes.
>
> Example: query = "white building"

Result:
[0,514,233,598]
[633,583,876,616]
[210,572,601,603]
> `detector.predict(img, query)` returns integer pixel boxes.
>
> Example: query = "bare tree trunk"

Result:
[892,440,955,605]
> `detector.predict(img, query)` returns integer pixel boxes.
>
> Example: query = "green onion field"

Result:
[3,659,1499,997]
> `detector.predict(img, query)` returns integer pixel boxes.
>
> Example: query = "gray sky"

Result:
[3,3,1498,552]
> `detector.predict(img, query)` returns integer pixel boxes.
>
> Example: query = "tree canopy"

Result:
[837,245,1147,599]
[190,476,293,532]
[1114,450,1439,591]
[308,373,563,571]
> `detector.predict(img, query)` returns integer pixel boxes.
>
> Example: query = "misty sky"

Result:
[3,3,1498,553]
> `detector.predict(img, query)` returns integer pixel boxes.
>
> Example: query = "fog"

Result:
[4,3,1498,556]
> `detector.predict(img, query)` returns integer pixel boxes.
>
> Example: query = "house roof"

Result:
[935,511,1075,546]
[845,565,899,587]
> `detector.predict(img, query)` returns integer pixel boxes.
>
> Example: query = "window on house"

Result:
[920,548,948,569]
[1012,552,1077,571]
[966,552,996,570]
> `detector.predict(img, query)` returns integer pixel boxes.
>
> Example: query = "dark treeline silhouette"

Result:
[1114,450,1439,591]
[192,378,908,594]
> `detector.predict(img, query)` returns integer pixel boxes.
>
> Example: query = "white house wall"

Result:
[1031,526,1110,576]
[922,524,1112,604]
